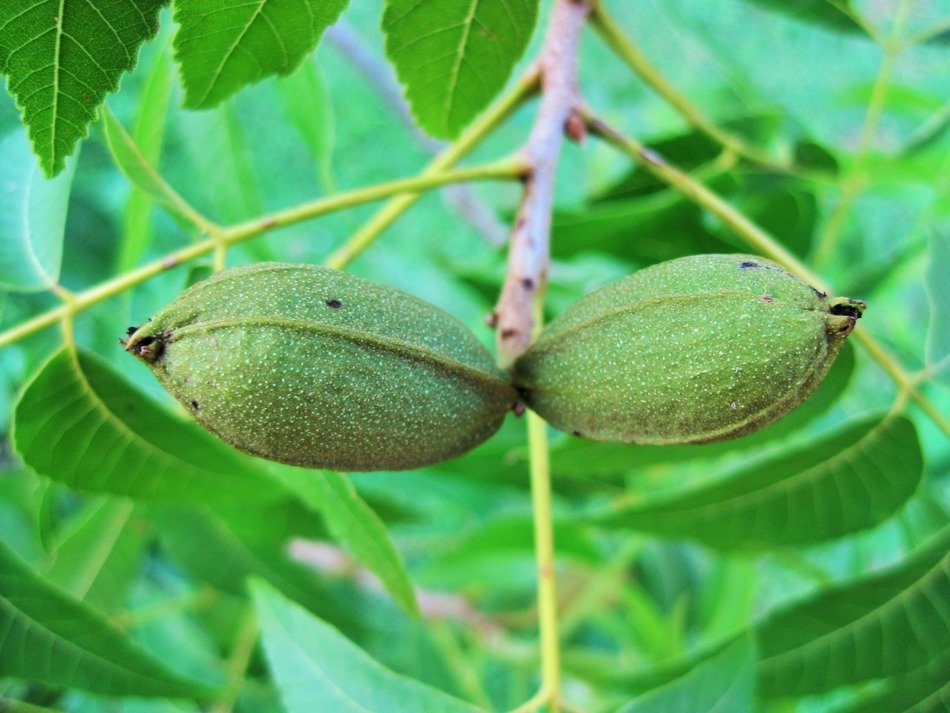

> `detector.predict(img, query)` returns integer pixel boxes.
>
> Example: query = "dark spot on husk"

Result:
[571,430,582,437]
[812,287,827,299]
[325,299,342,309]
[739,261,759,269]
[759,294,774,303]
[190,400,200,410]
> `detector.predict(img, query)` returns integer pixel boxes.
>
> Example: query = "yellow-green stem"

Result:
[583,111,950,440]
[0,162,523,352]
[325,69,541,270]
[524,293,560,712]
[589,4,778,169]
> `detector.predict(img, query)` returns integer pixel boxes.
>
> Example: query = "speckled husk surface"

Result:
[125,262,517,471]
[513,254,865,445]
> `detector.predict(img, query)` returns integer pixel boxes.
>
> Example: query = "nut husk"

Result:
[512,254,865,444]
[125,262,517,471]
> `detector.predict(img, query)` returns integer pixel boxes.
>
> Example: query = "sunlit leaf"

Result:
[736,0,865,36]
[758,526,950,697]
[382,0,538,138]
[593,415,920,548]
[174,0,349,108]
[0,0,166,176]
[12,348,281,503]
[0,129,77,291]
[619,635,756,713]
[0,538,217,697]
[272,468,419,616]
[251,579,484,713]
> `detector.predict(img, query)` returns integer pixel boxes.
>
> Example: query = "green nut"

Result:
[512,254,865,445]
[124,262,516,471]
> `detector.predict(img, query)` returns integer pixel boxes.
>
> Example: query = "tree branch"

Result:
[492,0,592,368]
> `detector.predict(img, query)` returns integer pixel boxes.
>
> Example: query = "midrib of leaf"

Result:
[50,0,66,171]
[1,587,175,688]
[445,0,480,129]
[195,0,276,107]
[760,551,948,671]
[70,501,134,600]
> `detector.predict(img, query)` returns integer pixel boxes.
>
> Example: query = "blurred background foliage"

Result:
[0,0,947,711]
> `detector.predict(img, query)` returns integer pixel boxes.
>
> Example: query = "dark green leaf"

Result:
[251,579,484,713]
[174,0,349,108]
[618,635,756,713]
[833,650,950,713]
[382,0,538,138]
[0,538,217,697]
[758,526,950,697]
[0,0,166,176]
[592,415,922,549]
[12,348,281,502]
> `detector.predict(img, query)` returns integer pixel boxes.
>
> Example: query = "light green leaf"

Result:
[593,415,922,549]
[251,579,484,713]
[619,635,756,713]
[926,231,950,383]
[276,56,335,191]
[0,537,216,697]
[0,128,77,291]
[173,0,349,108]
[758,526,950,697]
[43,497,144,613]
[0,0,167,176]
[116,34,175,272]
[12,347,281,503]
[272,469,419,616]
[101,107,195,226]
[382,0,539,138]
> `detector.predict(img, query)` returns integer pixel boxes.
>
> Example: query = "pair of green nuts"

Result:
[125,255,865,471]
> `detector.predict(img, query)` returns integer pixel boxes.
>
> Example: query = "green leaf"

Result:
[736,0,866,36]
[833,650,950,713]
[592,415,922,549]
[0,128,77,291]
[173,0,349,108]
[273,469,419,616]
[151,501,363,634]
[250,578,484,713]
[115,34,175,272]
[276,56,335,191]
[0,537,216,697]
[12,348,281,503]
[758,526,950,697]
[0,0,167,176]
[618,635,756,713]
[101,107,193,225]
[926,230,950,383]
[382,0,539,138]
[43,497,145,613]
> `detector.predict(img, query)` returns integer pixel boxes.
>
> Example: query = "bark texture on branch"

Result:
[492,0,591,368]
